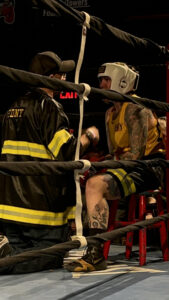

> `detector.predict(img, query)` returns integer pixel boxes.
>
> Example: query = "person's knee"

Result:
[86,175,105,193]
[86,173,121,201]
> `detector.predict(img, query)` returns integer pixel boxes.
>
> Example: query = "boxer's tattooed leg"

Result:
[88,174,122,229]
[89,202,109,230]
[103,174,121,199]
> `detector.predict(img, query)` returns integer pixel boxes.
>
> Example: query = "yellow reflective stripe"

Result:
[0,204,75,226]
[67,206,75,220]
[48,129,71,158]
[107,168,136,197]
[2,140,53,160]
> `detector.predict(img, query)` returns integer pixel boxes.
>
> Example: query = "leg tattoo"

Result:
[89,201,109,230]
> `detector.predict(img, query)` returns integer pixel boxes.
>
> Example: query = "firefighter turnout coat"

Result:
[0,88,76,229]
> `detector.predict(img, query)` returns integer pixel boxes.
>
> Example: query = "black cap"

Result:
[29,51,75,75]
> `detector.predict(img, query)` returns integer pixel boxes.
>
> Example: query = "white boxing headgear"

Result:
[98,62,139,94]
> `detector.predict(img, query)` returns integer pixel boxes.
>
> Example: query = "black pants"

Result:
[0,222,69,274]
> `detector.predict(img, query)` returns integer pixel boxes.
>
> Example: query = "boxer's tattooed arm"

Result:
[122,104,149,160]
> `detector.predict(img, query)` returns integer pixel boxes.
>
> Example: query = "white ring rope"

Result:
[74,11,90,84]
[71,235,87,248]
[74,85,91,238]
[78,159,92,173]
[74,83,91,161]
[73,12,91,239]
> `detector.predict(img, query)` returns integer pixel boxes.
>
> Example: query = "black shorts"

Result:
[106,164,164,198]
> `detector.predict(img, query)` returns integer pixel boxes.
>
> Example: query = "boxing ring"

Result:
[0,69,169,298]
[0,160,169,299]
[0,0,169,298]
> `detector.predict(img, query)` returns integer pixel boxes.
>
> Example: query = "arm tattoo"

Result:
[125,104,148,159]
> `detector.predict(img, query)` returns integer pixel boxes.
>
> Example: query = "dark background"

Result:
[0,0,169,117]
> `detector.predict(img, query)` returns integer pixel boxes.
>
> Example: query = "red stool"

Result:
[103,190,169,266]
